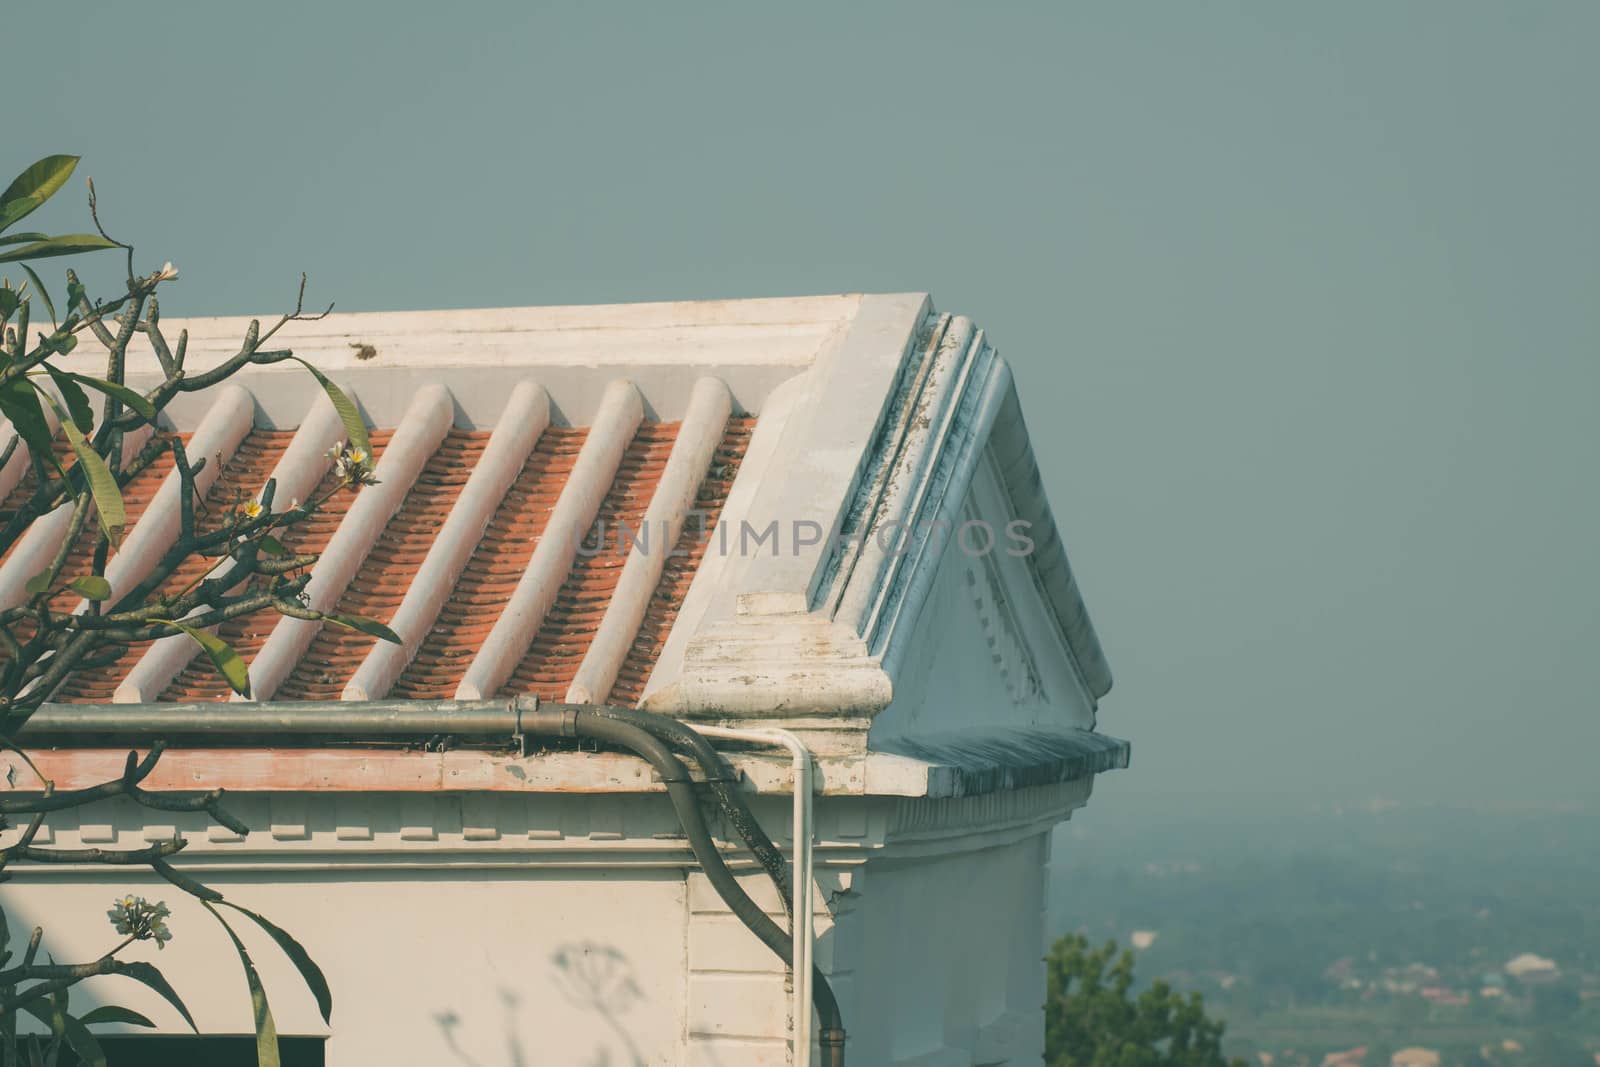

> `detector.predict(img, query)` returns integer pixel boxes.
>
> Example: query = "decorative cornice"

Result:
[877,727,1130,798]
[0,776,1093,873]
[643,299,1114,724]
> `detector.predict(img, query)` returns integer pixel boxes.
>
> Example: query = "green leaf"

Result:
[0,375,58,469]
[205,905,279,1067]
[289,357,368,455]
[76,1006,157,1029]
[24,571,52,597]
[326,613,401,645]
[17,1001,59,1039]
[62,373,157,422]
[68,575,112,600]
[0,232,50,247]
[257,534,288,557]
[0,285,17,320]
[0,235,119,264]
[41,365,93,433]
[160,620,250,697]
[0,156,79,232]
[35,387,124,546]
[114,961,198,1032]
[18,992,98,1067]
[20,265,54,326]
[56,1015,105,1067]
[223,902,333,1025]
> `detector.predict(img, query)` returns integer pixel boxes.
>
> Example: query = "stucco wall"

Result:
[2,868,688,1065]
[0,777,1092,1065]
[827,832,1050,1067]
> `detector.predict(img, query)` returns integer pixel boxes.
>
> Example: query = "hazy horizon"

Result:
[12,2,1596,812]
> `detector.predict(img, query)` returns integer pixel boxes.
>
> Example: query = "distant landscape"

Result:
[1047,798,1600,1067]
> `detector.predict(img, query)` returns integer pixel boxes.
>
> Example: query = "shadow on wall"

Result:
[434,942,649,1067]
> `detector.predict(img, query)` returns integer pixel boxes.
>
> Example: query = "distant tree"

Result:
[1046,934,1245,1067]
[1525,1030,1593,1067]
[1531,981,1581,1023]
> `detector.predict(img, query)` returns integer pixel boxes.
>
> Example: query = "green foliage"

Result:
[325,612,402,645]
[1046,934,1245,1067]
[159,620,252,698]
[291,356,370,455]
[0,152,397,1066]
[0,156,86,231]
[204,904,279,1067]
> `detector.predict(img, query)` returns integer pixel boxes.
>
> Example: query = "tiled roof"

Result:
[7,295,1115,742]
[16,402,752,707]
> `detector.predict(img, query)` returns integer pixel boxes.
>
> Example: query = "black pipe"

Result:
[23,698,848,1061]
[575,703,795,915]
[533,709,846,1064]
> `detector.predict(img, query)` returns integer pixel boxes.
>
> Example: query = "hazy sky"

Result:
[12,3,1596,811]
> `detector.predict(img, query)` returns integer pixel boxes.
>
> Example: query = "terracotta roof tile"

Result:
[275,429,490,700]
[389,426,586,699]
[608,416,754,705]
[10,355,755,713]
[0,435,187,675]
[506,422,677,699]
[158,431,397,703]
[52,430,297,702]
[32,405,751,707]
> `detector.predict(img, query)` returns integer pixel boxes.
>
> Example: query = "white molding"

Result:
[456,379,644,700]
[119,295,870,432]
[122,295,862,376]
[864,336,1011,676]
[242,384,455,701]
[715,292,933,613]
[346,381,550,700]
[0,780,1091,871]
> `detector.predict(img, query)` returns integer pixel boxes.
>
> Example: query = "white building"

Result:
[1,294,1125,1065]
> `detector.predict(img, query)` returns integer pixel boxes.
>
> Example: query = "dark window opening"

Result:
[64,1036,325,1066]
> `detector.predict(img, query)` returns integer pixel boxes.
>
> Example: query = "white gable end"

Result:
[869,449,1098,749]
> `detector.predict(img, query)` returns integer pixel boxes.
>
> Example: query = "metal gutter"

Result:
[20,697,534,740]
[17,695,849,1062]
[693,724,817,1063]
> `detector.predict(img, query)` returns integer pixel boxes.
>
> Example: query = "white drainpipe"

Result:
[690,725,817,1065]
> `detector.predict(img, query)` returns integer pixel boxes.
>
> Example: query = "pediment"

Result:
[641,302,1112,748]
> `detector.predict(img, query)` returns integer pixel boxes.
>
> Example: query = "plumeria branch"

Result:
[0,159,367,1042]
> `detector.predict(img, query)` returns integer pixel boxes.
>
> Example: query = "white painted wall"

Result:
[831,834,1051,1067]
[2,870,687,1066]
[0,780,1093,1067]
